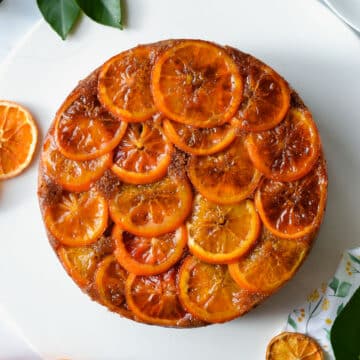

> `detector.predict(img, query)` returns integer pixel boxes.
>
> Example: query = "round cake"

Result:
[38,39,327,328]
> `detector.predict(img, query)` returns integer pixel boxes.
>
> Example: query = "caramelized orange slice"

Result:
[188,136,262,204]
[42,134,111,192]
[266,332,324,360]
[111,119,173,184]
[126,268,188,326]
[162,119,237,155]
[98,46,157,122]
[246,107,320,181]
[178,256,264,323]
[0,100,38,179]
[113,224,187,275]
[255,156,327,238]
[187,195,260,264]
[55,90,127,161]
[229,229,309,293]
[152,40,243,128]
[109,175,193,237]
[95,255,133,318]
[231,51,290,132]
[44,190,108,246]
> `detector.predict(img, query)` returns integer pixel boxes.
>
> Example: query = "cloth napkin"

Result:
[283,247,360,359]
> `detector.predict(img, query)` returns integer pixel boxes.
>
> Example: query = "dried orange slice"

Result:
[266,332,324,360]
[151,40,243,128]
[0,100,38,179]
[55,90,127,161]
[109,175,193,237]
[187,195,260,264]
[113,224,187,276]
[255,156,327,239]
[111,119,173,184]
[95,255,133,318]
[188,136,262,204]
[178,256,264,323]
[246,107,320,181]
[42,134,111,192]
[126,268,188,326]
[98,46,157,122]
[44,190,108,246]
[162,119,237,155]
[228,229,309,293]
[231,51,290,132]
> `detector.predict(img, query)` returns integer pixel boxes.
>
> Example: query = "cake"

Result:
[38,39,327,327]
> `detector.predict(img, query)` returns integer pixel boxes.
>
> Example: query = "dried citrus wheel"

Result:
[125,268,189,326]
[162,119,237,155]
[255,156,327,239]
[42,134,111,192]
[187,195,260,264]
[231,50,290,132]
[44,190,108,246]
[109,175,193,237]
[98,46,157,122]
[111,119,173,184]
[178,256,265,323]
[246,107,320,182]
[228,229,309,293]
[55,90,127,161]
[151,40,243,128]
[113,224,187,276]
[0,100,38,179]
[95,255,133,318]
[266,332,324,360]
[188,136,262,204]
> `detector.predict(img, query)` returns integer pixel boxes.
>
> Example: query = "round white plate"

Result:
[324,0,360,32]
[0,0,359,359]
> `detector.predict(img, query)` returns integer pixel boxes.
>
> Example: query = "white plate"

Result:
[323,0,360,32]
[0,0,359,359]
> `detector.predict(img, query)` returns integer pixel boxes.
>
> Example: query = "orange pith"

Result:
[162,118,237,155]
[98,46,157,122]
[55,89,128,161]
[151,40,243,128]
[95,255,133,318]
[111,118,173,184]
[246,107,320,182]
[187,195,260,264]
[266,332,324,360]
[42,134,112,192]
[109,175,193,237]
[178,256,265,323]
[125,268,189,326]
[0,100,38,179]
[228,228,309,293]
[44,190,108,246]
[188,136,262,204]
[255,156,327,239]
[113,224,187,275]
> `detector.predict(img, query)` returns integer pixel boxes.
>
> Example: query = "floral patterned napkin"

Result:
[284,247,360,359]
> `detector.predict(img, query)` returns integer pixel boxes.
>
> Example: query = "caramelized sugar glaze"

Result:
[38,40,327,327]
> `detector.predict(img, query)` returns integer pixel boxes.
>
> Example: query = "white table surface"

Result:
[0,1,358,359]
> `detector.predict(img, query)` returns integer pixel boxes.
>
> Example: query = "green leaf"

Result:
[37,0,81,40]
[336,282,352,298]
[329,276,339,293]
[331,286,360,360]
[287,315,297,330]
[349,253,360,266]
[337,303,344,316]
[76,0,123,30]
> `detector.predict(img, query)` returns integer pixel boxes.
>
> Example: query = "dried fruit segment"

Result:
[246,107,320,181]
[187,195,260,264]
[0,100,38,179]
[152,40,243,128]
[113,224,187,275]
[111,119,173,184]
